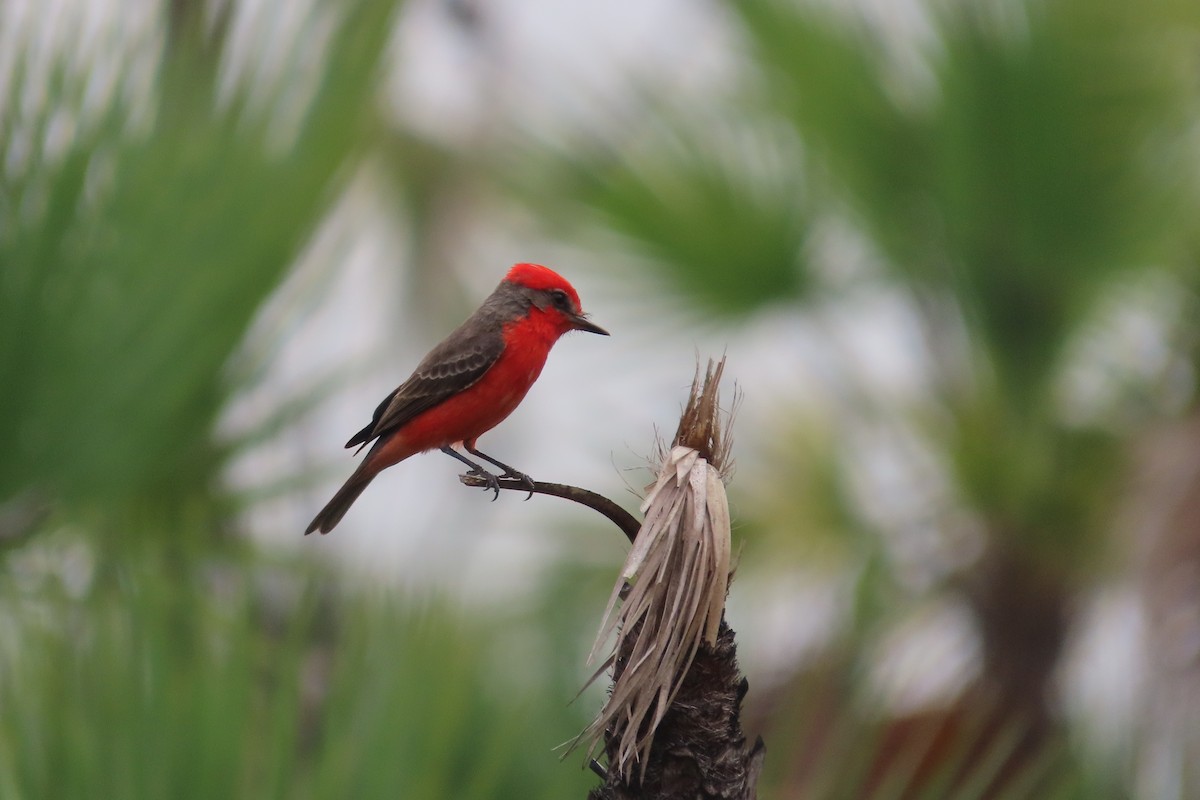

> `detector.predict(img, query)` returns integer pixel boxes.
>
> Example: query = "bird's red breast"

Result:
[365,306,565,472]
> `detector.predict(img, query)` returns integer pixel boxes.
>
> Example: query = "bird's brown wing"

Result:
[344,328,506,452]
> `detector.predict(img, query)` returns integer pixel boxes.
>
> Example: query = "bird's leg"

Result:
[463,445,535,500]
[440,446,501,500]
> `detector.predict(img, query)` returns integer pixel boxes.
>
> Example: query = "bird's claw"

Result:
[467,468,501,500]
[502,470,536,500]
[459,468,533,501]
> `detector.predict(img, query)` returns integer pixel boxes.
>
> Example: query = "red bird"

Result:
[305,263,608,534]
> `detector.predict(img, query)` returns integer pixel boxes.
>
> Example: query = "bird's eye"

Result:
[548,289,571,310]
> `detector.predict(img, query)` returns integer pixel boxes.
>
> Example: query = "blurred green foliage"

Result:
[0,1,590,798]
[0,0,391,514]
[537,0,1200,559]
[3,0,1200,797]
[544,119,813,313]
[0,533,594,799]
[519,0,1200,796]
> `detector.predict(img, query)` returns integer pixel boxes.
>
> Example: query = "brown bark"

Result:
[964,539,1070,731]
[588,620,764,800]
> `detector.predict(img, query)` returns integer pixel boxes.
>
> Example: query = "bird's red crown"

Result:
[505,263,582,309]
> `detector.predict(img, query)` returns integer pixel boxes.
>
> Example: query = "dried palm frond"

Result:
[579,357,737,782]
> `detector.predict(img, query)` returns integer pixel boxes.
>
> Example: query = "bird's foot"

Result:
[501,469,536,500]
[466,468,501,501]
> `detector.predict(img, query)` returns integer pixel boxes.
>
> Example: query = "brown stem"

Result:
[457,474,641,544]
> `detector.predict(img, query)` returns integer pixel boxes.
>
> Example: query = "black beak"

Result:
[569,313,609,336]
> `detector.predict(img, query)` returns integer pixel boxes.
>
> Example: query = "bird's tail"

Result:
[305,465,377,535]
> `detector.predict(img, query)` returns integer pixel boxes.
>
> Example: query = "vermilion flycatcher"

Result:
[305,263,608,534]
